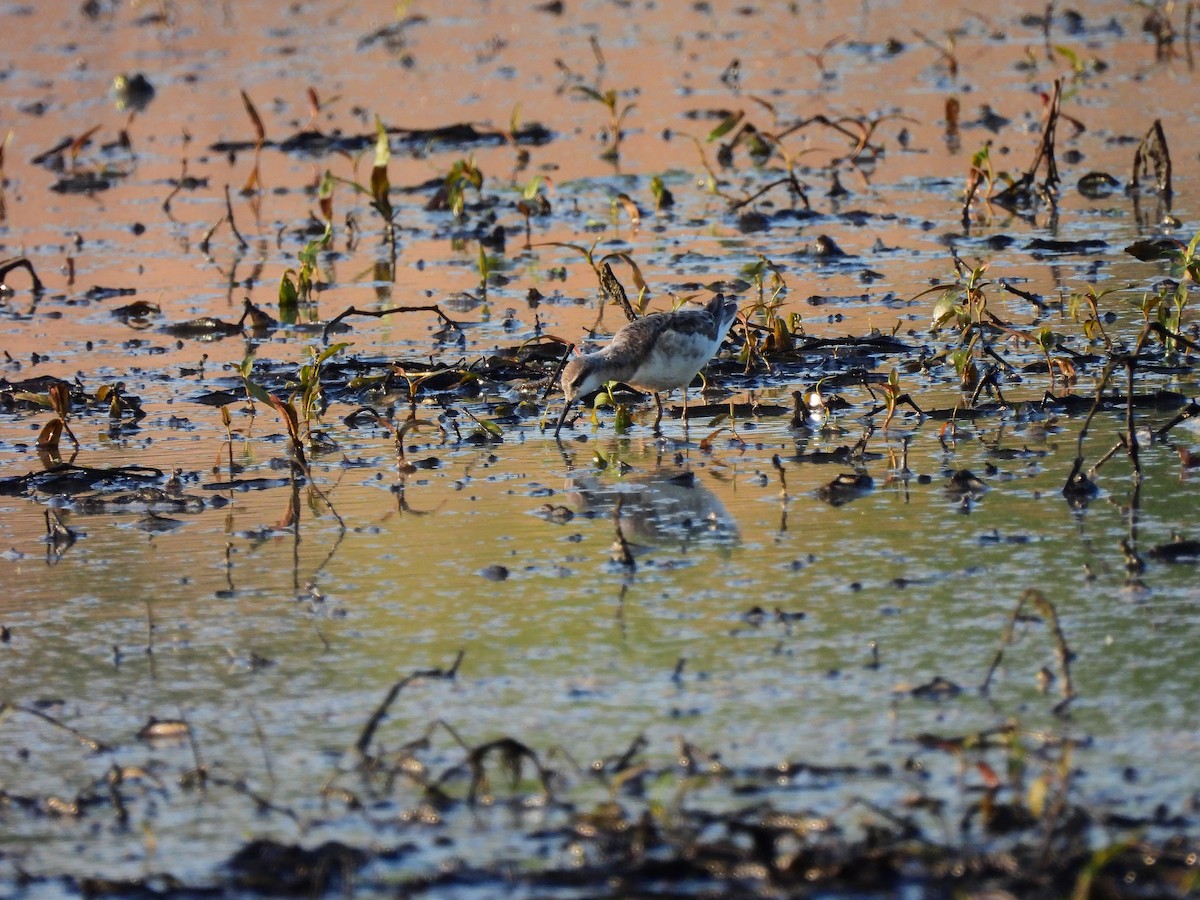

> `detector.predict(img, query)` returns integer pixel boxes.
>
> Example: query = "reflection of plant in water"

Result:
[235,342,349,529]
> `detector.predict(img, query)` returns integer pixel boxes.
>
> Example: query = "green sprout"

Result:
[574,85,636,161]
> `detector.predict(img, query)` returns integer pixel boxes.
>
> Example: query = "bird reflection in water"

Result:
[564,468,739,552]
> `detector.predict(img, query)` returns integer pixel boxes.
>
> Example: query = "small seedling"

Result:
[35,382,79,459]
[279,222,331,323]
[428,156,483,218]
[649,175,673,211]
[574,85,636,161]
[292,342,350,447]
[516,175,551,247]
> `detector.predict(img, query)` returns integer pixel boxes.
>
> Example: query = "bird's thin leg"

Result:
[681,385,689,434]
[653,392,664,434]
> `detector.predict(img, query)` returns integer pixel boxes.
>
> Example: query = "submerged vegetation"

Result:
[3,0,1200,896]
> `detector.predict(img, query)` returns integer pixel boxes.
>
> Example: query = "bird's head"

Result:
[560,355,603,405]
[555,355,604,437]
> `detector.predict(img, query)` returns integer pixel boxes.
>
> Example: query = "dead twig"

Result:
[353,650,465,757]
[1,702,112,752]
[992,79,1062,208]
[981,589,1074,710]
[1131,119,1172,198]
[0,256,45,292]
[224,184,249,250]
[322,304,462,341]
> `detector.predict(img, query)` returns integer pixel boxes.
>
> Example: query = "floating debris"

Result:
[136,717,191,743]
[815,472,873,506]
[1147,537,1200,563]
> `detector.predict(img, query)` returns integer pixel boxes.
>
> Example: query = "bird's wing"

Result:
[603,314,676,375]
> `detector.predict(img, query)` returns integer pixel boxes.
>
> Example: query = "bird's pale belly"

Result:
[625,342,712,391]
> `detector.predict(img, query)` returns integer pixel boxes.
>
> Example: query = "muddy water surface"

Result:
[2,0,1200,894]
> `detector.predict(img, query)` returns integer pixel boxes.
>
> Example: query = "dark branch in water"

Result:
[353,651,465,757]
[981,589,1074,710]
[322,304,462,341]
[3,702,112,752]
[0,256,45,293]
[1062,321,1199,495]
[224,184,249,250]
[991,78,1062,209]
[611,495,635,568]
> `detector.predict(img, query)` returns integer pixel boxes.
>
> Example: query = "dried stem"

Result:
[322,304,461,341]
[354,651,465,757]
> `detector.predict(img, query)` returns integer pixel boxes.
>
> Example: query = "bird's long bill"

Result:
[553,399,574,437]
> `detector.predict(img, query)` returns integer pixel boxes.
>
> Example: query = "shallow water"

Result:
[2,0,1200,893]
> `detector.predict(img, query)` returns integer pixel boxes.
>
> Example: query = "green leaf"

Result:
[949,347,972,376]
[315,342,349,366]
[593,384,614,409]
[278,275,298,324]
[931,293,960,330]
[740,259,767,280]
[1052,44,1082,73]
[372,116,390,169]
[613,403,632,432]
[1185,227,1200,259]
[477,242,490,282]
[237,349,256,379]
[10,390,52,409]
[1071,841,1135,900]
[708,110,745,142]
[573,85,606,105]
[521,174,543,201]
[370,117,392,217]
[243,376,274,406]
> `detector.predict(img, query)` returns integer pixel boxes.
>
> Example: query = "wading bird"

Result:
[554,293,739,437]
